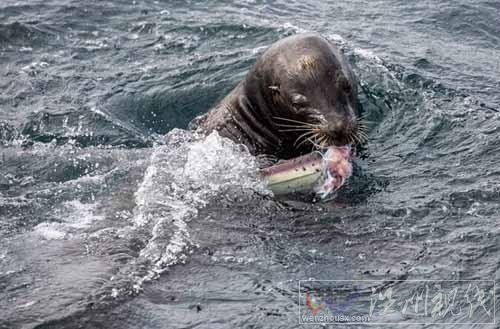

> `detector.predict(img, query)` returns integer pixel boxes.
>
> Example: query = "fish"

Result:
[259,146,353,199]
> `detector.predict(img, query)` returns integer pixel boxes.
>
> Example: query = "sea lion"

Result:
[190,33,366,161]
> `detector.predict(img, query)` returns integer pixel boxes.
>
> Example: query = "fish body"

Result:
[259,146,352,198]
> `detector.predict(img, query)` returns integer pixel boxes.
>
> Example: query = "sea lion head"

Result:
[247,34,365,156]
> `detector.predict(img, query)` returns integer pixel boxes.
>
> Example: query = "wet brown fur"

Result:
[190,33,364,160]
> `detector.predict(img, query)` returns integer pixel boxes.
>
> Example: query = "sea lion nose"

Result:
[329,119,350,134]
[332,120,345,132]
[328,117,357,146]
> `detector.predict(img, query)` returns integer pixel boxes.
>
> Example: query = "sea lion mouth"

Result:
[273,115,368,150]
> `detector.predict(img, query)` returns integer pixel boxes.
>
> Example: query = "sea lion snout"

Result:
[325,116,359,146]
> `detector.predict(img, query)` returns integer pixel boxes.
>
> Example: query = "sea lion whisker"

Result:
[272,116,317,127]
[357,120,372,131]
[296,130,314,140]
[313,133,328,147]
[354,127,366,137]
[353,134,360,145]
[310,136,323,150]
[355,131,364,143]
[357,119,373,125]
[358,131,368,141]
[322,135,331,144]
[306,138,318,150]
[275,122,314,129]
[293,130,316,145]
[318,133,328,140]
[350,130,360,144]
[310,134,322,148]
[275,124,317,132]
[357,122,369,131]
[347,133,354,145]
[295,137,311,149]
[318,135,329,148]
[278,128,314,132]
[315,134,323,145]
[358,131,368,143]
[296,132,320,149]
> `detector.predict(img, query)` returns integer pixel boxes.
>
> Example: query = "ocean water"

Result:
[0,1,499,328]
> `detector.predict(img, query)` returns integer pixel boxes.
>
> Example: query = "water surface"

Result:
[0,0,499,328]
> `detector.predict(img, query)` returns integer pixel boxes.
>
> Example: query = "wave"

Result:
[0,21,54,48]
[21,108,152,148]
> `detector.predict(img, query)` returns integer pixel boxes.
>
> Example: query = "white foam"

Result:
[33,223,67,240]
[353,48,384,64]
[33,200,104,240]
[280,22,308,34]
[131,130,267,289]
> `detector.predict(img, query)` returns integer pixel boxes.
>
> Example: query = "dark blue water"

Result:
[1,1,499,328]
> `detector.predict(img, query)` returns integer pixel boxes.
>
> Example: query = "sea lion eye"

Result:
[290,94,309,107]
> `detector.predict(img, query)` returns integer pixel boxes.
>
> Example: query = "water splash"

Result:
[132,129,268,288]
[33,200,105,240]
